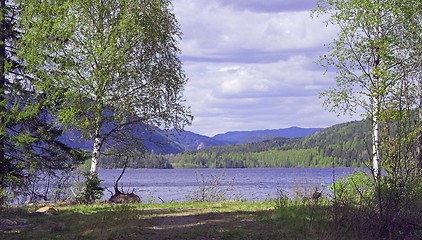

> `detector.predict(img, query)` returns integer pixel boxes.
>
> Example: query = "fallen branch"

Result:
[109,156,141,204]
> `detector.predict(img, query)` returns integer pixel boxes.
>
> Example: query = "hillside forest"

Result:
[99,119,371,169]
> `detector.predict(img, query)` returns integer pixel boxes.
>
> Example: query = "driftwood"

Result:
[109,192,141,204]
[109,157,141,204]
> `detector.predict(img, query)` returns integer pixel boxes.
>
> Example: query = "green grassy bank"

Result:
[1,200,341,240]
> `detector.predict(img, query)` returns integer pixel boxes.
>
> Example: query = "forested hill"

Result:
[212,127,323,145]
[64,125,323,156]
[99,119,372,169]
[291,120,372,166]
[165,119,371,168]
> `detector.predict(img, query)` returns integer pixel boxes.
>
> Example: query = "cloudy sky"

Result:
[172,0,358,137]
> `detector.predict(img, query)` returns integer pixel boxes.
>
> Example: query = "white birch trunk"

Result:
[90,128,102,174]
[372,3,382,178]
[372,113,380,178]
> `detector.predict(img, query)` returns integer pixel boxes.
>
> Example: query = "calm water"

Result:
[98,168,360,202]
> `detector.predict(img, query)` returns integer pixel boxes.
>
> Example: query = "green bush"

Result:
[330,171,375,208]
[274,189,289,209]
[76,172,104,204]
[329,170,422,239]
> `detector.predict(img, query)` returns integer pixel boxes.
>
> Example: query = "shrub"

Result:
[329,170,422,239]
[330,171,374,208]
[76,172,104,204]
[188,172,234,202]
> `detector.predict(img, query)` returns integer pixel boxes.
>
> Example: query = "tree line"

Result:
[169,120,370,168]
[97,119,371,169]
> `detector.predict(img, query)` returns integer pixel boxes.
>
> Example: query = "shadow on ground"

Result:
[1,206,287,240]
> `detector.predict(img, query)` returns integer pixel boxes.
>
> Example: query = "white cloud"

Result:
[213,0,317,12]
[172,0,359,136]
[175,1,337,59]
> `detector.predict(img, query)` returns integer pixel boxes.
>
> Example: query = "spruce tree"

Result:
[0,1,83,204]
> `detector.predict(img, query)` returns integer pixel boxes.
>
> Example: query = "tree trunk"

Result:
[418,80,422,169]
[0,0,7,171]
[418,55,422,169]
[90,128,102,173]
[372,106,380,177]
[372,48,381,178]
[372,15,381,177]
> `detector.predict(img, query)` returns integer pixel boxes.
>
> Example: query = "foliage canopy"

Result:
[17,0,192,173]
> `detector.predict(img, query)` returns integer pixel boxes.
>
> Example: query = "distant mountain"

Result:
[212,127,323,145]
[60,126,185,155]
[169,131,230,151]
[61,125,324,154]
[169,127,323,151]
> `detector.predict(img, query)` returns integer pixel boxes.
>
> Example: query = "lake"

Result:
[98,168,360,202]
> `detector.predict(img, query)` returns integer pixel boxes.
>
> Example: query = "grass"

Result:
[1,200,343,240]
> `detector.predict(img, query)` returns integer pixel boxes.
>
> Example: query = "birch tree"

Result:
[398,0,422,169]
[18,0,192,175]
[313,0,411,177]
[314,1,422,237]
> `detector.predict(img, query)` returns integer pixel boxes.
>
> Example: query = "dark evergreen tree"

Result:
[0,1,83,204]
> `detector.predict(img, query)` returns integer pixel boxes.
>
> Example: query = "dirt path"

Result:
[138,209,281,240]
